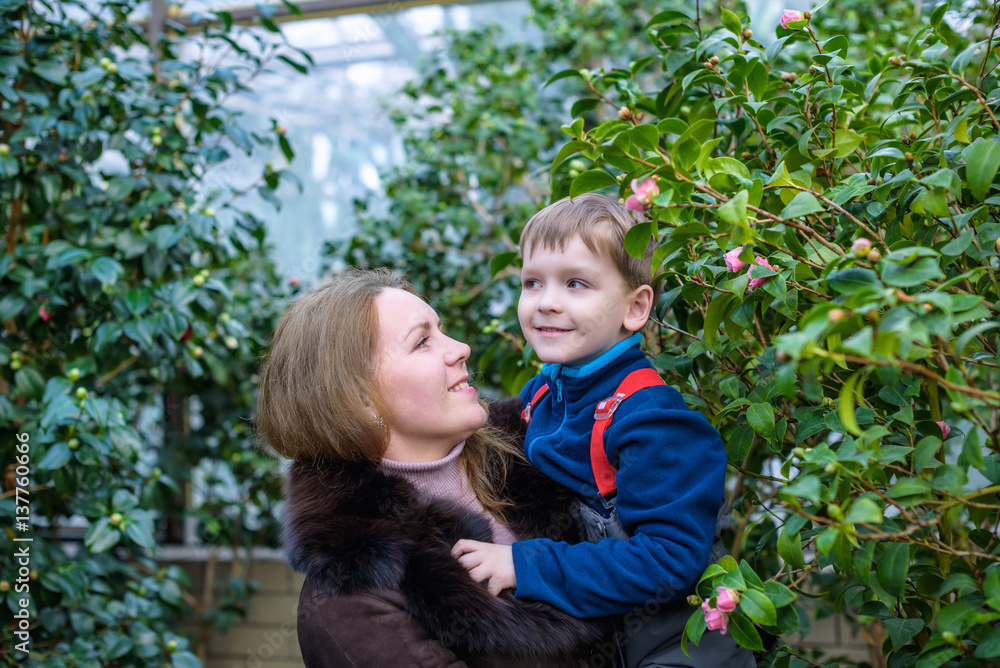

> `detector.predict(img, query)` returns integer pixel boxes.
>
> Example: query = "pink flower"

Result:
[937,421,950,439]
[852,238,872,258]
[625,177,660,211]
[289,276,300,288]
[780,9,806,29]
[747,256,777,291]
[704,607,729,634]
[39,305,51,322]
[724,247,747,273]
[716,587,740,613]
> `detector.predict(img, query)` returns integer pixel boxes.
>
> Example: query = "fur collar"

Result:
[282,399,605,658]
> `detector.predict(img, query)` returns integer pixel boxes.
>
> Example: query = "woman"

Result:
[256,269,604,668]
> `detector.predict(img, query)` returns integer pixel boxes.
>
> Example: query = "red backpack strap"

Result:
[591,368,666,498]
[521,384,550,425]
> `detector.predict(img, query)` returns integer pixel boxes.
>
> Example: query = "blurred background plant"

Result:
[0,0,308,663]
[332,0,1000,665]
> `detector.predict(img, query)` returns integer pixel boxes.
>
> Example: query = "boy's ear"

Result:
[623,285,654,332]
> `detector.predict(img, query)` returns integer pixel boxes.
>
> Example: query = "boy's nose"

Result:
[537,288,562,312]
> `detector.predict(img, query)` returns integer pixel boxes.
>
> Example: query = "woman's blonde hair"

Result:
[255,268,518,519]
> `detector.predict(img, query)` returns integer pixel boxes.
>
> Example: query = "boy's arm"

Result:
[511,388,727,618]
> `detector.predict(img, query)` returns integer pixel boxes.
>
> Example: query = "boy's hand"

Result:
[451,539,516,596]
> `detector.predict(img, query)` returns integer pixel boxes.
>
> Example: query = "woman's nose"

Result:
[444,335,471,365]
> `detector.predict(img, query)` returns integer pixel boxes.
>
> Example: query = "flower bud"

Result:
[851,238,872,258]
[710,56,720,65]
[67,368,82,381]
[76,387,88,400]
[921,302,933,312]
[828,308,848,322]
[0,143,9,157]
[942,632,957,644]
[742,28,753,40]
[888,56,901,67]
[618,106,633,121]
[803,10,811,19]
[827,502,843,520]
[867,249,882,263]
[68,437,80,450]
[905,152,914,162]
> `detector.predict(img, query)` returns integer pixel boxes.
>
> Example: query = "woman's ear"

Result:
[623,285,654,333]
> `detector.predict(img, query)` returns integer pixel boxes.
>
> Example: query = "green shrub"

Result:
[543,1,1000,664]
[0,1,306,664]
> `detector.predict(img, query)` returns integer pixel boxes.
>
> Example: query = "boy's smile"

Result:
[518,235,650,366]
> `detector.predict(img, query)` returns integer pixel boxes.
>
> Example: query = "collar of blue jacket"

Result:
[541,332,642,381]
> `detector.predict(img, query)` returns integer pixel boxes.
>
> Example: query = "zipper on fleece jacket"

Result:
[525,377,567,464]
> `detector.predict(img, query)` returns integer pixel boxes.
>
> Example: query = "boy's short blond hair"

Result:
[519,193,657,291]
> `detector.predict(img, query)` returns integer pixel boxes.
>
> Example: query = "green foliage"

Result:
[327,2,656,394]
[340,0,1000,664]
[0,0,306,663]
[551,1,1000,665]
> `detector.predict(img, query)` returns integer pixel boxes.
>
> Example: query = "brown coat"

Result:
[284,398,608,668]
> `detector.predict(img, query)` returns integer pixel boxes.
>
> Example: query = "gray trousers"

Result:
[573,500,757,668]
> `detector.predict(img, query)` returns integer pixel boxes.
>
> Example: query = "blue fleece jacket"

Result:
[510,334,727,618]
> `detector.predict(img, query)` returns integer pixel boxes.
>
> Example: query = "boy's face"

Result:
[518,235,646,367]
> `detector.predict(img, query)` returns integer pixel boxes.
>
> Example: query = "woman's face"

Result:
[374,288,487,462]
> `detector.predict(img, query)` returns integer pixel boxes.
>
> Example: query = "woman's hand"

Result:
[451,540,516,596]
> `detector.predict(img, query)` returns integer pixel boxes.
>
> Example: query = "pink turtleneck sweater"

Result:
[381,442,518,546]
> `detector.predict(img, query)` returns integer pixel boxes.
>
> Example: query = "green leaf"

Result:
[778,523,805,569]
[90,257,124,286]
[781,474,823,506]
[885,618,924,651]
[876,542,910,597]
[37,442,72,470]
[15,367,46,401]
[780,192,825,220]
[951,41,981,73]
[763,581,796,608]
[838,371,863,437]
[124,517,156,551]
[882,257,944,288]
[34,60,68,84]
[843,497,883,524]
[84,517,121,554]
[825,268,880,294]
[172,650,202,668]
[624,222,654,259]
[975,627,1000,658]
[569,170,617,198]
[747,402,776,441]
[551,140,590,173]
[704,294,734,350]
[0,293,27,321]
[718,189,749,226]
[720,7,742,36]
[489,251,518,279]
[726,611,764,651]
[963,138,1000,201]
[834,129,864,158]
[740,588,777,626]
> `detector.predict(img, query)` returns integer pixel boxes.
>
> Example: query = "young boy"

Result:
[453,193,754,667]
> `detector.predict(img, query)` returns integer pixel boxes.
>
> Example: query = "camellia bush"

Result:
[344,0,1000,665]
[0,0,306,664]
[524,1,1000,666]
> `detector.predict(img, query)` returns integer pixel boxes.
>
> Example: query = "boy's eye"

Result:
[522,278,540,289]
[414,336,429,349]
[567,279,586,289]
